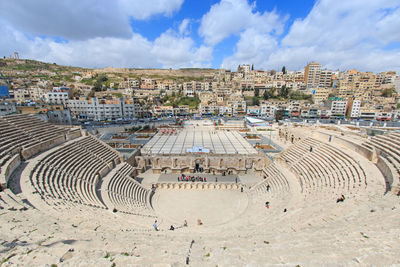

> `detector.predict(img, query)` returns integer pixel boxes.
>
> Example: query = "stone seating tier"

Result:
[279,137,367,198]
[28,136,121,209]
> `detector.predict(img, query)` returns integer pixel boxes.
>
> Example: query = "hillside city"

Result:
[1,57,400,124]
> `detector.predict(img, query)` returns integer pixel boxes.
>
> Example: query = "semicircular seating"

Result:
[28,135,121,209]
[101,162,154,217]
[363,132,400,193]
[278,137,368,198]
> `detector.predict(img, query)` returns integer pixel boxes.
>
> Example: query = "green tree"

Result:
[254,87,260,97]
[282,66,287,74]
[278,85,290,98]
[88,89,95,98]
[93,81,102,91]
[252,96,260,106]
[275,109,285,122]
[381,88,395,97]
[263,90,269,100]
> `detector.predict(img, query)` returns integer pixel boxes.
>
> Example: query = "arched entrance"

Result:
[195,159,204,173]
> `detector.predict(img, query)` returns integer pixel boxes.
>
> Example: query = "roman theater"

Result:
[0,114,399,265]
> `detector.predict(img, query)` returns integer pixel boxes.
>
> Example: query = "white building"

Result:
[13,89,30,103]
[238,64,251,74]
[330,100,347,117]
[232,101,247,116]
[45,87,71,105]
[219,106,232,116]
[260,104,276,118]
[67,97,138,121]
[45,91,69,105]
[247,106,260,116]
[350,100,361,118]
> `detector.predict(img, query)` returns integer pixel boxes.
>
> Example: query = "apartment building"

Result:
[45,87,71,105]
[260,104,276,118]
[319,70,333,88]
[330,99,348,117]
[312,87,332,104]
[67,97,138,120]
[238,64,251,74]
[304,62,321,88]
[232,100,247,116]
[247,106,261,116]
[349,99,361,118]
[13,89,31,103]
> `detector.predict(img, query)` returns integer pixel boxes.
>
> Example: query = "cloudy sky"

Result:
[0,0,399,72]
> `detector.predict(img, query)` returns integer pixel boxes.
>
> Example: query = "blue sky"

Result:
[0,0,399,72]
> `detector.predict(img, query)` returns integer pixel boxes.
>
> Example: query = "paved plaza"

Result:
[142,129,257,155]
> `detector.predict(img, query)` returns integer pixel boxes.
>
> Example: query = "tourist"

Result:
[204,177,207,182]
[169,225,175,231]
[265,201,270,209]
[235,177,238,183]
[215,177,218,182]
[336,194,345,203]
[183,220,188,227]
[177,176,180,182]
[266,184,270,192]
[153,220,158,231]
[284,208,287,212]
[309,146,313,152]
[241,187,243,192]
[329,135,332,142]
[197,219,203,225]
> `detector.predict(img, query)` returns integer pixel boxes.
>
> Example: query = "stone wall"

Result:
[314,131,377,162]
[154,182,245,190]
[0,154,21,188]
[376,156,398,194]
[66,128,82,141]
[21,135,66,160]
[136,153,270,174]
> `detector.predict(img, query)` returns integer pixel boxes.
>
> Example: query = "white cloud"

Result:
[1,0,400,72]
[221,28,278,69]
[119,0,184,20]
[0,20,156,68]
[151,29,213,68]
[179,19,191,36]
[199,0,284,46]
[221,0,400,72]
[0,19,211,69]
[0,0,185,40]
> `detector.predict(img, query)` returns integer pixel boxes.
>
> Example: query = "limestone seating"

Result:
[75,136,119,166]
[363,133,400,186]
[103,163,154,216]
[0,189,28,211]
[28,136,120,209]
[3,115,67,138]
[279,137,367,198]
[252,164,290,200]
[0,115,69,168]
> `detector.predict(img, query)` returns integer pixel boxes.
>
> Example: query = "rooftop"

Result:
[141,129,257,155]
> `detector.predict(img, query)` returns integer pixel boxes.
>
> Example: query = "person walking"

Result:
[309,146,313,152]
[153,220,159,231]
